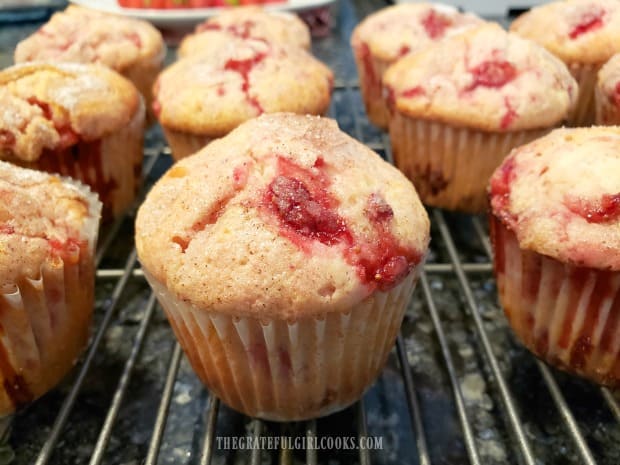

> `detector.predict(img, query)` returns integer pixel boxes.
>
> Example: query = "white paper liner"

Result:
[143,263,421,421]
[16,97,144,221]
[99,96,145,219]
[352,43,391,129]
[0,177,101,416]
[594,83,620,125]
[123,44,166,127]
[491,216,620,386]
[568,63,599,127]
[389,114,549,213]
[162,127,214,161]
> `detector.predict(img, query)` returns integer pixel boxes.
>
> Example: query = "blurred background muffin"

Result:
[14,5,165,124]
[384,23,577,213]
[0,62,144,220]
[351,3,483,129]
[595,53,620,125]
[178,7,311,58]
[153,40,333,160]
[511,0,620,126]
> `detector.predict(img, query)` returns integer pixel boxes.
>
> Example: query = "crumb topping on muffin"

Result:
[351,3,483,63]
[14,5,164,71]
[153,41,333,137]
[597,53,620,106]
[0,63,140,162]
[490,127,620,269]
[0,161,100,293]
[383,24,578,131]
[510,0,620,64]
[179,7,310,57]
[136,113,429,319]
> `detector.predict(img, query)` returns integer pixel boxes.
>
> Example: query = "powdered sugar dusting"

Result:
[14,5,162,71]
[384,24,577,131]
[431,3,459,15]
[0,62,136,161]
[49,71,108,112]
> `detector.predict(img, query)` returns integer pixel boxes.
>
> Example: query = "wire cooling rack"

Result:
[5,0,620,464]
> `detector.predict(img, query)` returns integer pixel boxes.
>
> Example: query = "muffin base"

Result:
[389,114,549,213]
[144,267,420,421]
[490,215,620,387]
[0,181,100,416]
[7,99,144,221]
[162,127,214,161]
[568,62,599,127]
[351,41,392,129]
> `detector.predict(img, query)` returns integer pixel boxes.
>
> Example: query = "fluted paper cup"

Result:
[123,45,165,127]
[595,83,620,125]
[568,62,599,127]
[0,180,101,416]
[351,42,392,129]
[491,215,620,387]
[161,128,214,162]
[389,114,549,213]
[13,98,144,221]
[143,264,422,421]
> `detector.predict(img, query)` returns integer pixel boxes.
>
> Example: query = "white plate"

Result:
[69,0,336,28]
[394,0,544,17]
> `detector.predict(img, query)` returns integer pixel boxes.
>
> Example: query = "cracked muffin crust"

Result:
[350,3,484,128]
[178,7,311,58]
[489,127,620,386]
[136,113,429,420]
[595,54,620,124]
[0,62,145,220]
[511,0,620,125]
[0,161,101,415]
[490,127,620,269]
[384,23,577,132]
[383,23,577,213]
[14,5,165,123]
[154,40,333,160]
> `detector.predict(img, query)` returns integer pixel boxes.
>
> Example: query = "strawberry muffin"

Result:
[135,113,430,420]
[0,161,101,415]
[350,3,483,128]
[384,24,577,213]
[490,127,620,386]
[14,5,164,123]
[511,0,620,126]
[595,54,620,124]
[178,7,311,58]
[0,62,144,220]
[154,40,333,160]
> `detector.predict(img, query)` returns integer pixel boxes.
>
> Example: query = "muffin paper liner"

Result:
[594,84,620,125]
[491,215,620,387]
[352,43,391,129]
[568,63,599,127]
[162,128,215,162]
[143,263,421,421]
[123,45,166,127]
[16,98,144,221]
[0,179,101,416]
[389,114,549,213]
